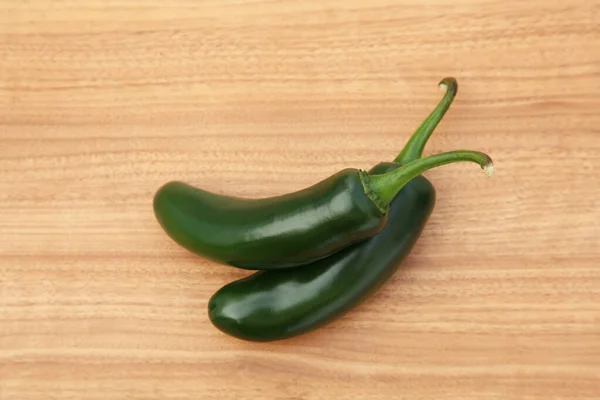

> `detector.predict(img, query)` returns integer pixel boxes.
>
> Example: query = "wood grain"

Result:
[1,1,599,399]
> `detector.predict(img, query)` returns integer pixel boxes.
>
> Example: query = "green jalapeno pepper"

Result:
[153,78,490,271]
[207,78,493,342]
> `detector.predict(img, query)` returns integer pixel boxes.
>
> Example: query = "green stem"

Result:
[394,77,458,164]
[362,150,494,211]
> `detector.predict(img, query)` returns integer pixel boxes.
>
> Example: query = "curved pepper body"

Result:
[153,168,386,270]
[207,162,436,342]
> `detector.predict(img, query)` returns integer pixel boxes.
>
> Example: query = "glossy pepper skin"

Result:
[207,161,435,342]
[153,169,386,270]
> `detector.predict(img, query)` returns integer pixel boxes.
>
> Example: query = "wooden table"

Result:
[1,1,598,399]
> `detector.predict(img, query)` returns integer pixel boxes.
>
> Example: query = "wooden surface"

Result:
[1,1,599,399]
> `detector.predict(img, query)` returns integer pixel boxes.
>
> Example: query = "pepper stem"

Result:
[394,77,458,164]
[362,150,494,212]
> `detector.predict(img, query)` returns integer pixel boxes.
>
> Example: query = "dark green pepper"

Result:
[207,78,494,341]
[153,169,386,270]
[153,78,491,271]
